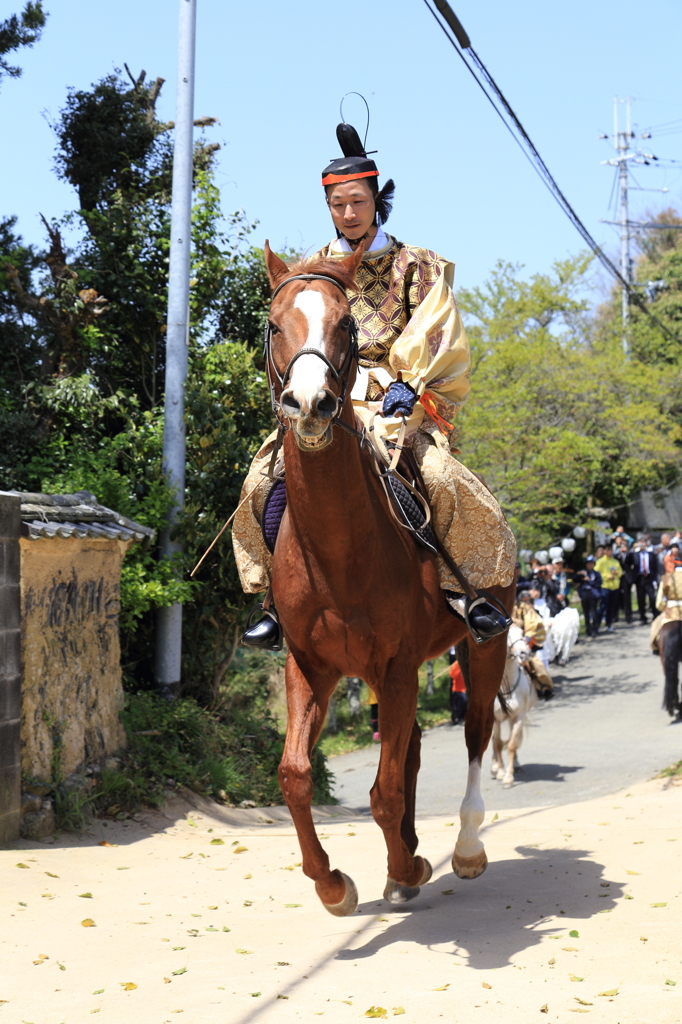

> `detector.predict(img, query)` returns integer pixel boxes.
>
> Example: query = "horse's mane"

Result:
[283,255,359,294]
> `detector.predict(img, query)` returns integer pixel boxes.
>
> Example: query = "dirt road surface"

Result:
[1,622,680,1023]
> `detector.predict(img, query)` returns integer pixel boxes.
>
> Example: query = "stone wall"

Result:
[20,537,128,787]
[0,494,21,843]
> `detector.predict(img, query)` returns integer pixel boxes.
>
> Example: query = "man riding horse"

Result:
[233,120,516,646]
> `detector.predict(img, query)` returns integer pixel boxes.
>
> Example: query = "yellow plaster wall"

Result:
[20,537,128,780]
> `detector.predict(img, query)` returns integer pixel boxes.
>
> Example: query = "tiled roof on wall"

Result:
[8,490,155,546]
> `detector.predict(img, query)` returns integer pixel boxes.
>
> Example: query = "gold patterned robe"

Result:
[232,235,516,595]
[650,568,682,650]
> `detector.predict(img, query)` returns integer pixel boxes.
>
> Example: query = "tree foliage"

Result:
[0,1,46,85]
[457,256,682,548]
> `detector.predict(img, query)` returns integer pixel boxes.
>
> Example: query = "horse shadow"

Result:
[504,763,583,784]
[336,845,623,969]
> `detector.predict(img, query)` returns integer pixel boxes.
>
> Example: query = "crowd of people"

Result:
[511,528,682,673]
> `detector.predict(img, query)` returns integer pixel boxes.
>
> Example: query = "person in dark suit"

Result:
[615,537,635,624]
[632,540,658,624]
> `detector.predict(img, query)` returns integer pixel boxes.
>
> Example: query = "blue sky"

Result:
[1,0,681,299]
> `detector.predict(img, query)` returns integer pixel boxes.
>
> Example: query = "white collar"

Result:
[332,227,390,254]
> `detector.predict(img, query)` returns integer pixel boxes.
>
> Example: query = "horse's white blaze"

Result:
[289,290,329,405]
[456,759,485,859]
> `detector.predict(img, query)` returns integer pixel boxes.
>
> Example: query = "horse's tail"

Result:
[663,620,682,716]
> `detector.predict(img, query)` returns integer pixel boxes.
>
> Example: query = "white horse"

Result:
[491,624,537,788]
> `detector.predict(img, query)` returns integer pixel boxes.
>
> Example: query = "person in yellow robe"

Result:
[650,559,682,652]
[235,120,516,649]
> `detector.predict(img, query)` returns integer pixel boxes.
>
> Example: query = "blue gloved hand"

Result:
[381,380,417,418]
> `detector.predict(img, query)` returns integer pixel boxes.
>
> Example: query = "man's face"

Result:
[327,180,376,239]
[661,534,671,546]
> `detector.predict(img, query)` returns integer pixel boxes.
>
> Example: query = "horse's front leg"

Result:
[278,654,355,916]
[491,716,503,779]
[370,668,432,904]
[502,717,524,788]
[453,632,508,879]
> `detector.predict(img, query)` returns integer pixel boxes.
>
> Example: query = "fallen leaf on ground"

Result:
[640,936,648,942]
[33,954,49,965]
[98,841,117,848]
[116,867,130,870]
[207,905,218,909]
[172,967,187,976]
[569,974,584,982]
[433,984,450,991]
[598,989,618,996]
[243,900,253,907]
[441,889,455,895]
[222,926,230,932]
[180,854,193,860]
[575,998,593,1005]
[624,895,634,900]
[210,839,224,845]
[665,980,677,986]
[164,978,171,984]
[651,902,667,907]
[93,989,104,995]
[348,832,356,836]
[563,947,578,951]
[482,982,492,989]
[45,872,59,878]
[78,892,93,899]
[16,863,29,869]
[569,930,580,938]
[234,846,248,853]
[377,916,388,922]
[393,1009,405,1016]
[172,946,185,950]
[285,903,301,908]
[491,813,499,822]
[626,870,640,875]
[277,994,289,999]
[91,1010,100,1014]
[120,982,137,990]
[57,962,66,971]
[540,1006,548,1014]
[365,1009,387,1019]
[251,991,261,997]
[186,818,197,827]
[235,949,253,955]
[548,958,556,966]
[569,1010,589,1014]
[81,919,96,928]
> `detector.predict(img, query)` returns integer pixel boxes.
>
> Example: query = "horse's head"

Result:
[507,623,530,663]
[263,241,365,451]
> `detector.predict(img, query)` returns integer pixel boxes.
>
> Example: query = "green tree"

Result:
[0,1,46,86]
[457,256,682,548]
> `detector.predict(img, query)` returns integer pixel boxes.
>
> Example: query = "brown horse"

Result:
[263,241,515,915]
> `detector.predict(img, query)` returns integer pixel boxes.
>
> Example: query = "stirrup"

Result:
[241,602,284,652]
[445,590,511,645]
[465,591,512,645]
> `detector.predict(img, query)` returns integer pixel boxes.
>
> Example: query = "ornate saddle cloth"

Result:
[260,447,437,557]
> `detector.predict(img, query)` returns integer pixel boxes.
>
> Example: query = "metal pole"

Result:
[155,0,197,699]
[616,96,630,356]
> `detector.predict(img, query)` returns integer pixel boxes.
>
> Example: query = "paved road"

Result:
[330,620,682,814]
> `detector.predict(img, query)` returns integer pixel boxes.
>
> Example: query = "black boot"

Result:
[241,603,283,652]
[445,591,510,643]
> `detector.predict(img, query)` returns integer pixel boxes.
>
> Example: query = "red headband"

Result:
[321,169,380,186]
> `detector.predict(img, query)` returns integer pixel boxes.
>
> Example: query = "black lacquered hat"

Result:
[321,123,380,186]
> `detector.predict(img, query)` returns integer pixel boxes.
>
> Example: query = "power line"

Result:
[420,0,679,350]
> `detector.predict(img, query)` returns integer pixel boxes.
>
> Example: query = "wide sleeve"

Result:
[656,579,667,611]
[387,265,471,436]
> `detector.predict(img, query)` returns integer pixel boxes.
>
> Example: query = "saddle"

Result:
[260,445,437,556]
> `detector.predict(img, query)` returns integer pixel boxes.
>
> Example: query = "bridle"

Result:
[263,273,359,430]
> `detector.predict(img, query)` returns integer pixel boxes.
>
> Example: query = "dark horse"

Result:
[659,620,682,718]
[263,241,515,915]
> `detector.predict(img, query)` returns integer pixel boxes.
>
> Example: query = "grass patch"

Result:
[86,692,333,817]
[318,656,452,759]
[659,759,682,779]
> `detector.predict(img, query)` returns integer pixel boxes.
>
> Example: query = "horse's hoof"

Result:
[452,848,488,879]
[502,780,514,789]
[383,857,432,904]
[319,872,358,917]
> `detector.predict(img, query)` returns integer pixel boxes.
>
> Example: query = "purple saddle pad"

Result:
[262,477,287,554]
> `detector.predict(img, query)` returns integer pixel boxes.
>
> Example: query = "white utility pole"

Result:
[616,96,632,356]
[155,0,197,699]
